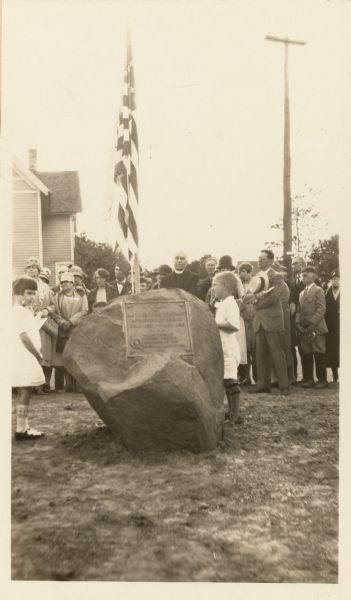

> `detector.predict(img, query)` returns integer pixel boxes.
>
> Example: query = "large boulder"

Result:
[63,288,225,452]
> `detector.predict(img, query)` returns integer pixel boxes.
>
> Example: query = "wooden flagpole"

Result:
[125,166,140,294]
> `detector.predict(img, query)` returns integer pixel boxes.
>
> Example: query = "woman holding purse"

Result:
[51,271,88,392]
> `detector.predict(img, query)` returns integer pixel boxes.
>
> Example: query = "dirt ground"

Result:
[11,384,338,582]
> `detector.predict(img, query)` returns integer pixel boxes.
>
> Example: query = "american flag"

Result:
[104,33,139,260]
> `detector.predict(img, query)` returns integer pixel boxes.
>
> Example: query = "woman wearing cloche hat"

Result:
[51,270,88,392]
[70,265,90,295]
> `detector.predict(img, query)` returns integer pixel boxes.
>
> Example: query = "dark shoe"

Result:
[314,381,329,390]
[279,387,290,396]
[234,415,244,424]
[34,386,46,395]
[43,384,53,393]
[15,428,44,441]
[302,380,314,389]
[248,386,271,394]
[239,378,252,386]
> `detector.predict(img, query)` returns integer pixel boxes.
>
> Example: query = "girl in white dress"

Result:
[12,277,45,440]
[213,272,242,425]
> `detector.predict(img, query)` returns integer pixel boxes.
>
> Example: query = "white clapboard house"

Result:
[12,149,82,282]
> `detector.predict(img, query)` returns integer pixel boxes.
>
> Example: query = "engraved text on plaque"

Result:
[124,301,193,357]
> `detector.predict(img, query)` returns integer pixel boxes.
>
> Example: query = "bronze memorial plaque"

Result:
[124,301,193,357]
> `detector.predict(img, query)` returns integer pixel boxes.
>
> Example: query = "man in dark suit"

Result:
[288,256,306,380]
[325,270,340,382]
[296,266,328,389]
[198,256,217,301]
[248,249,289,395]
[160,251,199,297]
[111,264,132,296]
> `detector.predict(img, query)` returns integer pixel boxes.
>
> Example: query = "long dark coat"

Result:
[87,284,118,313]
[160,269,199,297]
[325,287,340,367]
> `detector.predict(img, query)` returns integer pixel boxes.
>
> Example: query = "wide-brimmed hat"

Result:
[60,271,75,283]
[218,255,235,271]
[70,265,86,278]
[25,257,41,270]
[39,267,51,282]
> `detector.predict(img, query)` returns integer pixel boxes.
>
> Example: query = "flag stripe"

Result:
[104,32,139,261]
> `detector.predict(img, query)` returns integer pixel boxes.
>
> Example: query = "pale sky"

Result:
[3,0,350,268]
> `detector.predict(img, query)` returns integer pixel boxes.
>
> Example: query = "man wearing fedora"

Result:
[160,251,199,297]
[296,266,328,389]
[248,249,290,395]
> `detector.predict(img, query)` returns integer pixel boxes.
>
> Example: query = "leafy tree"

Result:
[74,232,129,288]
[308,234,339,284]
[267,199,320,260]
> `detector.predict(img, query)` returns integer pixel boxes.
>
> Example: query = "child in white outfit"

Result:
[213,272,242,424]
[12,277,45,440]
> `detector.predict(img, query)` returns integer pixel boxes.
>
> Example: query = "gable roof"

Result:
[34,170,82,214]
[12,157,50,195]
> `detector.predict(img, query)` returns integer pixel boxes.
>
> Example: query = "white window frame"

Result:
[55,261,72,285]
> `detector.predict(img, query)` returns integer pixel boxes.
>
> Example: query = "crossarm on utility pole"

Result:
[265,34,306,277]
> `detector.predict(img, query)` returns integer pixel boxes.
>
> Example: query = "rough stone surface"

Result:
[63,288,225,452]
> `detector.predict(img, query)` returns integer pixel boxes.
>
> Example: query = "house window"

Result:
[55,261,73,285]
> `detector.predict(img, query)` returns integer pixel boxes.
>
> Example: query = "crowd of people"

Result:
[12,249,340,438]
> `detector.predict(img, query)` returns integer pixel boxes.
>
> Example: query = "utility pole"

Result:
[265,35,306,275]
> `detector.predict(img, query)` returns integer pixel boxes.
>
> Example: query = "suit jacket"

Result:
[160,269,199,297]
[87,284,118,313]
[288,276,305,307]
[252,268,285,333]
[296,283,328,334]
[325,287,340,336]
[111,279,132,296]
